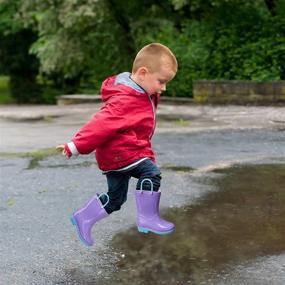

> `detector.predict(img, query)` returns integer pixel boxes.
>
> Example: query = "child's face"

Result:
[140,66,176,96]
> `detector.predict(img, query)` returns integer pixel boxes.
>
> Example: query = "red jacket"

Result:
[64,72,160,171]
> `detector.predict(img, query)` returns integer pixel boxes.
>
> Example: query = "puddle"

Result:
[161,165,195,172]
[26,158,95,170]
[99,163,285,285]
[27,157,41,169]
[1,114,61,122]
[158,114,194,122]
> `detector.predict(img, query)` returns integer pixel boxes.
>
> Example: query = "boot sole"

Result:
[138,227,175,235]
[70,216,92,247]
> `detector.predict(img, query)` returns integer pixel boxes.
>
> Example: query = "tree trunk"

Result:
[264,0,276,16]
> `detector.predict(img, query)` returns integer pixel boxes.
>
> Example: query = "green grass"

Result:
[0,76,14,104]
[0,148,59,159]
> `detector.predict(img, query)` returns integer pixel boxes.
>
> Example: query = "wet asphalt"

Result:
[0,103,285,284]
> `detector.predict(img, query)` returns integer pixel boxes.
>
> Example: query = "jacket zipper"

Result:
[148,95,156,139]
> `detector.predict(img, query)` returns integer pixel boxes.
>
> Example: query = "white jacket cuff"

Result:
[67,141,79,156]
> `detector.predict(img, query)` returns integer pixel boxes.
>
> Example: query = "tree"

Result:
[1,0,284,102]
[0,0,41,103]
[19,0,138,92]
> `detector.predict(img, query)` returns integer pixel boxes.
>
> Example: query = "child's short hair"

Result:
[132,43,177,74]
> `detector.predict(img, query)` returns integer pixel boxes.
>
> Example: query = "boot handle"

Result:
[98,193,110,208]
[139,178,154,193]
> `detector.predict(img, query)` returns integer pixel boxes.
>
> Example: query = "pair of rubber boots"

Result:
[71,183,174,246]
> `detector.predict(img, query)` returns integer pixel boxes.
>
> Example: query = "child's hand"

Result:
[56,144,69,158]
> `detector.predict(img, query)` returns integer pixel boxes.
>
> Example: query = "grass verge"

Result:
[0,76,14,104]
[0,148,59,159]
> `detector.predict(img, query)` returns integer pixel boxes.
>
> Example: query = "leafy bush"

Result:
[127,1,285,97]
[175,1,285,84]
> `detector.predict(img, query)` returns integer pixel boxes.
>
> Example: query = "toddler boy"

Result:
[57,43,177,246]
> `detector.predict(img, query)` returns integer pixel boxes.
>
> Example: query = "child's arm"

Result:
[59,98,131,158]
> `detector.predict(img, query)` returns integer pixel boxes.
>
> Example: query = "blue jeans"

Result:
[100,159,161,214]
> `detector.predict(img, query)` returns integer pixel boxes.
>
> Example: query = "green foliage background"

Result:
[0,0,284,103]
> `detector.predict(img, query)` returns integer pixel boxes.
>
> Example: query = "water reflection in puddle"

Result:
[103,164,285,285]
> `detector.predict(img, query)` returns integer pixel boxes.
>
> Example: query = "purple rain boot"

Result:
[70,193,109,246]
[135,179,175,235]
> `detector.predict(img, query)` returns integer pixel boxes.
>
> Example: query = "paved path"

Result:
[0,103,284,153]
[0,103,285,284]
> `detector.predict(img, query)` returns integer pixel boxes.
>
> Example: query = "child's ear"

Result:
[137,67,148,80]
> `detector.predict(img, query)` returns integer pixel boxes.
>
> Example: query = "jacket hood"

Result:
[100,72,146,102]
